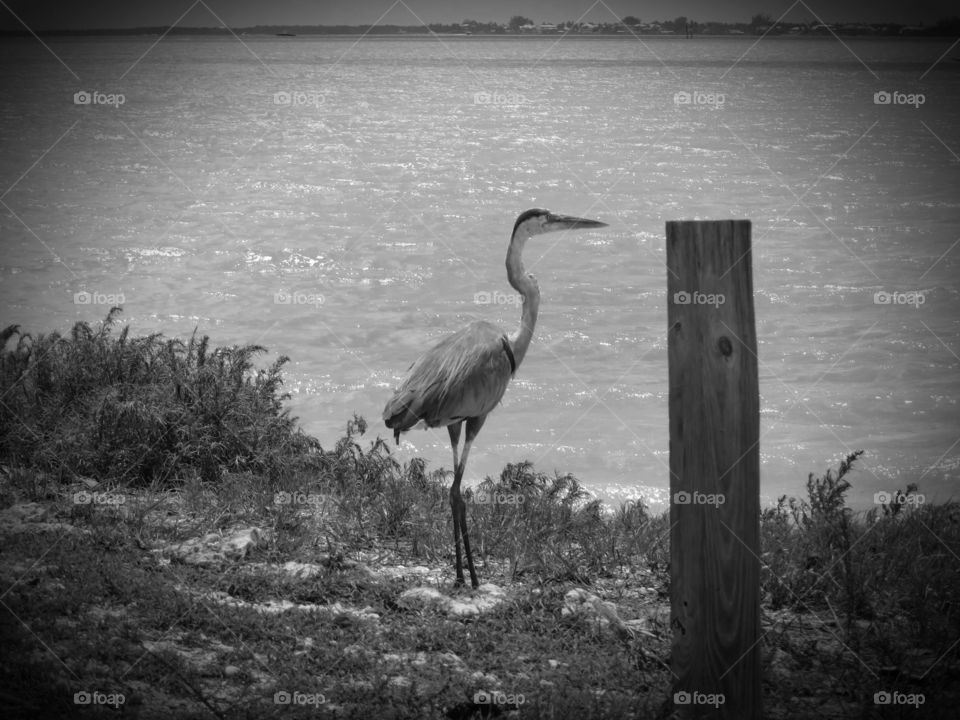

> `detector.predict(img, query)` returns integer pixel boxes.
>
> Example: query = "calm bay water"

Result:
[1,36,958,510]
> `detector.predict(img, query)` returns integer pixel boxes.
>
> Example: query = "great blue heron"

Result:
[383,209,608,588]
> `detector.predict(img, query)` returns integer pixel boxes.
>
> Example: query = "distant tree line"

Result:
[2,13,958,37]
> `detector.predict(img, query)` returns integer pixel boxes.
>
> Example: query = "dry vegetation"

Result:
[0,311,957,718]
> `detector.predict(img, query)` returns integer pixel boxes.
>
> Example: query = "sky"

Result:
[1,0,955,31]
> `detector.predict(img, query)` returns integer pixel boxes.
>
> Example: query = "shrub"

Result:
[0,308,320,485]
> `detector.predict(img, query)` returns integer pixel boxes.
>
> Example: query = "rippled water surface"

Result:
[2,36,958,509]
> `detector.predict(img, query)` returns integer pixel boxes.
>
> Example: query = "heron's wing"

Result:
[383,321,514,433]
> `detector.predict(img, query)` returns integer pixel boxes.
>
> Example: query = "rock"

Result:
[436,652,467,671]
[469,671,501,686]
[398,583,507,617]
[281,560,324,579]
[387,675,412,690]
[561,587,650,639]
[189,588,380,622]
[165,526,267,566]
[222,528,263,560]
[398,587,446,610]
[381,651,465,671]
[376,565,438,580]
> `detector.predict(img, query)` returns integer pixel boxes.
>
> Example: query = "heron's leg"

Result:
[448,422,461,471]
[457,415,486,589]
[448,422,465,586]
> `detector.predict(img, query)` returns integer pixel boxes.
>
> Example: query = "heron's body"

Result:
[383,320,515,441]
[383,209,607,588]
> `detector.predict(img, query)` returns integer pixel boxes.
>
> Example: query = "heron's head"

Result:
[511,208,608,241]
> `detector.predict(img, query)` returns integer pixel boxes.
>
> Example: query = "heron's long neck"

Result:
[505,233,540,369]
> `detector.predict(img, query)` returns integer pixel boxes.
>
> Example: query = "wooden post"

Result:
[666,220,760,719]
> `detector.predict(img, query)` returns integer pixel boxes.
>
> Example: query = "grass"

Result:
[1,312,958,718]
[0,307,320,485]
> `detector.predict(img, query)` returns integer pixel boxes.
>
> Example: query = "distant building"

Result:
[538,23,558,33]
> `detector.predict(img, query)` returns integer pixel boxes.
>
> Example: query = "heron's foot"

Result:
[453,574,479,591]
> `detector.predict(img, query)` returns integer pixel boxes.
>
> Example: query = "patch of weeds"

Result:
[0,308,322,485]
[466,462,658,584]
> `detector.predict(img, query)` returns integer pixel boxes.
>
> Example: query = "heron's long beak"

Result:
[544,213,608,232]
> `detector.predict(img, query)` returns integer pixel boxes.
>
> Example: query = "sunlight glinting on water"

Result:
[1,36,958,509]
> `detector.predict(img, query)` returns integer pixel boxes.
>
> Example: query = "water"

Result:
[1,36,958,511]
